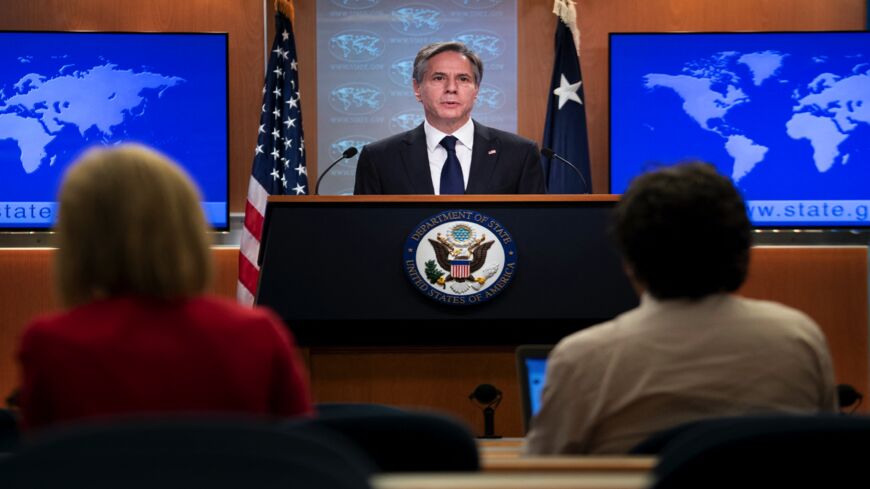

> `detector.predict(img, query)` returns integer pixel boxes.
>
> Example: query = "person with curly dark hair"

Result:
[526,162,836,454]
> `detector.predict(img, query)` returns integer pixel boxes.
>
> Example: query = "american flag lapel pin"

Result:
[488,149,497,155]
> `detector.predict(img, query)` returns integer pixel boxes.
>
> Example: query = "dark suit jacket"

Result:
[353,121,546,194]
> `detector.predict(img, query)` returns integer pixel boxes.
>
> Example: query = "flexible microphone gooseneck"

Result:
[540,147,589,194]
[314,146,358,195]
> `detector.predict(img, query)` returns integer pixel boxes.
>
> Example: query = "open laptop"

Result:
[515,344,554,433]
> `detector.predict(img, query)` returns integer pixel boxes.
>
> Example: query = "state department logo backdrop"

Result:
[328,30,385,62]
[403,210,517,306]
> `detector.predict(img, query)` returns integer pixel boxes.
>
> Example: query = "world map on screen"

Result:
[644,50,869,183]
[0,31,229,229]
[610,33,870,226]
[0,63,183,175]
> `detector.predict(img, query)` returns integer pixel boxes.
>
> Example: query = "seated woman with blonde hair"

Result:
[16,144,313,431]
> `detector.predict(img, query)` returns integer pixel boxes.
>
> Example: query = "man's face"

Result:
[413,50,479,134]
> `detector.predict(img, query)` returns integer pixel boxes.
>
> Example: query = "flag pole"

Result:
[276,0,295,23]
[553,0,579,56]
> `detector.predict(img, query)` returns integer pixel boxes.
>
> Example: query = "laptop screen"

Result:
[516,345,553,433]
[524,357,548,417]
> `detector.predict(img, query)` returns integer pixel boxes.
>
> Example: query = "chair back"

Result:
[302,404,480,472]
[652,414,870,488]
[0,409,19,453]
[629,418,709,455]
[0,416,375,489]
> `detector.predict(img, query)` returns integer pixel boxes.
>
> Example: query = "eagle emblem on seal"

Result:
[426,223,496,288]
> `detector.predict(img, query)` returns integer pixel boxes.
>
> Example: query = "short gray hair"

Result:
[412,41,483,86]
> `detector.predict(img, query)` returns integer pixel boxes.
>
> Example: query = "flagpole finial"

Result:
[553,0,580,55]
[275,0,295,23]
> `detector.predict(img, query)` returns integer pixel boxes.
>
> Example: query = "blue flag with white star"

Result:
[541,5,591,194]
[238,9,307,305]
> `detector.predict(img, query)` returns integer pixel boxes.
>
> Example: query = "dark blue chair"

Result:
[629,418,710,455]
[651,414,870,488]
[0,416,375,489]
[303,403,480,472]
[316,402,405,417]
[633,385,866,455]
[0,409,19,453]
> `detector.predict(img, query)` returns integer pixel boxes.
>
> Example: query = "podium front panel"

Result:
[256,198,638,345]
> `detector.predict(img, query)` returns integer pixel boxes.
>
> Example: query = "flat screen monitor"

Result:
[610,31,870,228]
[0,31,229,230]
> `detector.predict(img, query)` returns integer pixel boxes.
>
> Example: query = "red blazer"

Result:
[17,295,313,431]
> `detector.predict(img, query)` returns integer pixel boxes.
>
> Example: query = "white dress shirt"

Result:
[423,119,474,194]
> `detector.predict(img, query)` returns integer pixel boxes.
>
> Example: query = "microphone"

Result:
[469,384,501,405]
[837,384,863,411]
[314,146,358,195]
[541,147,589,194]
[469,383,502,438]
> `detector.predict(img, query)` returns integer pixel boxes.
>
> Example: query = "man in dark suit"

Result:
[353,41,546,195]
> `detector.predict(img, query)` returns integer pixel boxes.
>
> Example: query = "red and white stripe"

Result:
[451,263,471,279]
[237,175,270,306]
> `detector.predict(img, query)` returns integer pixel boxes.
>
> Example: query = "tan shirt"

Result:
[525,293,837,455]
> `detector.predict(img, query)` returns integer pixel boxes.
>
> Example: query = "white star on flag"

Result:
[238,5,309,306]
[553,74,582,109]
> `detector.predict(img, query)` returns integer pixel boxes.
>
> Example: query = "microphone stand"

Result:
[314,147,358,195]
[541,148,589,194]
[483,406,497,438]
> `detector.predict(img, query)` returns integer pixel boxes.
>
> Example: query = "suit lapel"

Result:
[401,124,435,194]
[466,121,498,194]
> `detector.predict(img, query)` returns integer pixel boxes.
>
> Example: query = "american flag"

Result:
[237,9,307,305]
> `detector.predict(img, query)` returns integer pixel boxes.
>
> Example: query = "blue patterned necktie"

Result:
[439,135,464,195]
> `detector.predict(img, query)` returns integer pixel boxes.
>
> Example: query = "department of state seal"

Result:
[403,210,517,306]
